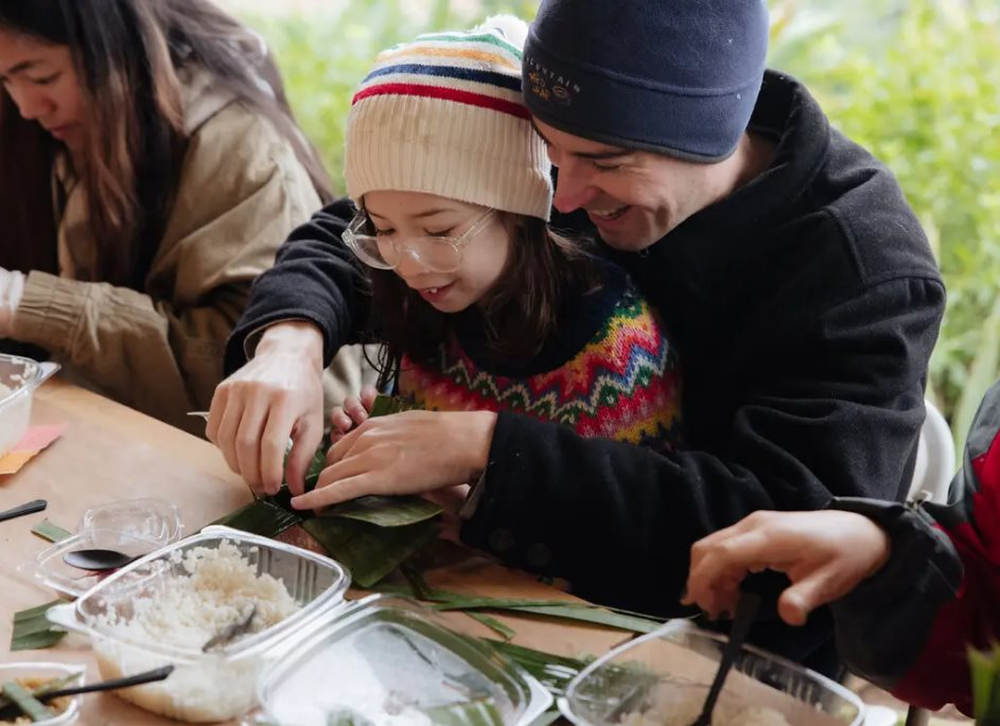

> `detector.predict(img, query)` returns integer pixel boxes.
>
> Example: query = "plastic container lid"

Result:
[24,527,167,599]
[79,498,184,546]
[255,594,553,726]
[0,661,86,726]
[560,620,865,726]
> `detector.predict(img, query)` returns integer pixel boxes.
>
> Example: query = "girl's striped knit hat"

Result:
[345,16,552,221]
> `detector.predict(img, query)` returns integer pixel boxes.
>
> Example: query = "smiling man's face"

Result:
[533,118,742,251]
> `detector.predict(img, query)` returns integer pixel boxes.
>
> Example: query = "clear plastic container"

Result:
[25,498,185,599]
[252,594,552,726]
[25,528,167,599]
[79,498,184,545]
[560,620,865,726]
[0,355,58,458]
[45,526,350,723]
[0,661,86,726]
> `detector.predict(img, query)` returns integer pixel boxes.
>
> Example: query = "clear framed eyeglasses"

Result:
[343,207,497,273]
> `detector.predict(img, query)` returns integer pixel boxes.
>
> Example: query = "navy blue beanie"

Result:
[523,0,769,163]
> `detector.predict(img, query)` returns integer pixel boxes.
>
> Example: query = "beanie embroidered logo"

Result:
[526,56,580,107]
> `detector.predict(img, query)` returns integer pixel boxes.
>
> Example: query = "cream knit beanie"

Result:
[344,15,552,221]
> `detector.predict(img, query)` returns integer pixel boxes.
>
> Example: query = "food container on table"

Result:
[24,498,185,598]
[0,661,86,726]
[560,620,865,726]
[0,355,59,458]
[79,498,184,545]
[249,593,553,726]
[45,526,351,723]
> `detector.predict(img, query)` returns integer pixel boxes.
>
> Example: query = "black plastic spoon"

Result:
[689,591,762,726]
[0,666,174,720]
[62,548,142,571]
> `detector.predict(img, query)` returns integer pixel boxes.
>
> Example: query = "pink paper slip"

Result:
[0,424,67,475]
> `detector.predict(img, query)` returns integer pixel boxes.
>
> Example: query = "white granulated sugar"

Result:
[93,541,300,723]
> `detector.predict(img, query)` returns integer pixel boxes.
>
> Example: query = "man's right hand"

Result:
[682,510,892,626]
[207,321,325,497]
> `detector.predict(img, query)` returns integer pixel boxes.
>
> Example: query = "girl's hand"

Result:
[290,410,497,513]
[207,321,325,498]
[682,510,891,626]
[329,385,379,443]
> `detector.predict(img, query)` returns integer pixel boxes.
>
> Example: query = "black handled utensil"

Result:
[38,665,174,701]
[0,666,174,720]
[689,591,762,726]
[0,499,47,523]
[62,548,142,571]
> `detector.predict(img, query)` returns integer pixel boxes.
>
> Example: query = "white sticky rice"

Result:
[93,540,300,722]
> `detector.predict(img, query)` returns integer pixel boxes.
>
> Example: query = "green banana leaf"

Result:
[320,495,441,527]
[211,498,304,538]
[10,600,67,652]
[303,517,440,588]
[465,612,516,641]
[30,520,71,544]
[0,681,52,722]
[423,699,503,726]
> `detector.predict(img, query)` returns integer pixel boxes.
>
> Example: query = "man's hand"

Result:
[683,510,891,626]
[207,321,325,497]
[290,410,497,511]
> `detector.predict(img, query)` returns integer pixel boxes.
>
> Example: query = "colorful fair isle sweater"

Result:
[398,264,683,450]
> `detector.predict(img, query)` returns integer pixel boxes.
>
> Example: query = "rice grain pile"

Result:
[93,540,300,723]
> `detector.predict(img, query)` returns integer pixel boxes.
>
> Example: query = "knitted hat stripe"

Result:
[362,63,521,95]
[353,83,529,120]
[408,31,523,59]
[375,44,519,73]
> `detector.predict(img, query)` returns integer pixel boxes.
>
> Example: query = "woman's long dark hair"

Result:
[0,0,332,288]
[364,213,603,390]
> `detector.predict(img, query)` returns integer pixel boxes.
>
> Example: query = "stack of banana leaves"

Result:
[210,395,441,588]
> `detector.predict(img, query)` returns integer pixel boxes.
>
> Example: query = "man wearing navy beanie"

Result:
[222,0,946,679]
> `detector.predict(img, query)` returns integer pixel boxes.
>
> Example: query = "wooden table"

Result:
[0,379,632,725]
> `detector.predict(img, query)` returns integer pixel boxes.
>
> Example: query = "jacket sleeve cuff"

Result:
[826,497,962,687]
[11,271,88,354]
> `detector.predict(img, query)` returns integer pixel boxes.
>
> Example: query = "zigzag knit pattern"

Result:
[398,288,683,450]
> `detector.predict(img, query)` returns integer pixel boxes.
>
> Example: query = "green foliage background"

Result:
[236,0,1000,454]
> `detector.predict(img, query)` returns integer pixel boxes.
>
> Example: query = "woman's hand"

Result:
[290,410,497,512]
[207,321,326,497]
[0,268,25,338]
[329,385,379,443]
[682,510,891,626]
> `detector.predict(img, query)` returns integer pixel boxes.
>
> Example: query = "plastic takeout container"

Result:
[26,498,185,598]
[251,594,553,726]
[0,354,59,458]
[46,526,350,723]
[0,661,86,726]
[79,498,184,545]
[560,620,865,726]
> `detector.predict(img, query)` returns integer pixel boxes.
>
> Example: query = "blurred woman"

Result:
[0,0,366,433]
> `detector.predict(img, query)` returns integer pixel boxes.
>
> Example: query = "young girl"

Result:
[316,16,684,478]
[0,0,367,434]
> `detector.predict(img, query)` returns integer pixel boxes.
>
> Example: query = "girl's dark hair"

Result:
[0,0,332,288]
[363,213,603,390]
